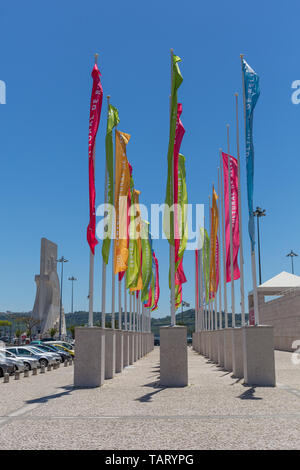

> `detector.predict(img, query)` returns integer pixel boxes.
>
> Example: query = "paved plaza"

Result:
[1,347,300,449]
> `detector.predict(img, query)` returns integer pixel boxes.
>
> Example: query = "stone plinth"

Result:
[128,331,134,364]
[224,328,233,372]
[74,327,105,388]
[232,328,244,378]
[160,326,188,387]
[123,331,130,367]
[115,330,123,373]
[217,330,225,367]
[243,325,276,386]
[104,329,116,379]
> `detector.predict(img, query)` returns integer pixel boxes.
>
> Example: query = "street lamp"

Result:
[56,256,68,340]
[286,250,298,275]
[68,276,77,314]
[253,206,266,285]
[181,300,190,324]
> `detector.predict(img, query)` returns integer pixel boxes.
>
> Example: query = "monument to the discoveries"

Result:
[32,238,66,337]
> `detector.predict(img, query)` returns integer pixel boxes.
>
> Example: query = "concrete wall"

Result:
[255,291,300,351]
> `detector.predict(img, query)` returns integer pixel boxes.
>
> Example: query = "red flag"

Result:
[222,153,240,282]
[87,64,103,254]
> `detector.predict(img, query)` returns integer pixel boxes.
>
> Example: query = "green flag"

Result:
[126,178,139,289]
[163,55,183,244]
[102,104,120,264]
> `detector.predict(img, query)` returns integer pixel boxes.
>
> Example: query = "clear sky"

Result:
[1,0,300,317]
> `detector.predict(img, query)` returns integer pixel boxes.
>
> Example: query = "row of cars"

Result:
[0,340,75,378]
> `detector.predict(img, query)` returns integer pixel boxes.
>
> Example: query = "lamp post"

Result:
[253,206,266,285]
[56,256,68,340]
[286,250,298,275]
[181,300,190,324]
[68,276,77,314]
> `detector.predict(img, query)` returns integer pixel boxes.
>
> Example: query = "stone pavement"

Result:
[1,347,300,449]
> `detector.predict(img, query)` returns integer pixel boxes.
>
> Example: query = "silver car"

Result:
[0,348,39,371]
[29,345,61,363]
[0,350,24,372]
[6,346,57,368]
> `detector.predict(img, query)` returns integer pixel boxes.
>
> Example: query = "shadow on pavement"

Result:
[237,386,262,400]
[25,386,74,405]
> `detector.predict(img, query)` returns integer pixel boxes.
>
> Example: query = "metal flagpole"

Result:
[133,294,136,331]
[209,195,212,330]
[129,293,132,330]
[203,215,207,330]
[124,277,127,330]
[101,95,110,329]
[227,125,235,328]
[218,168,223,329]
[169,49,176,327]
[220,149,228,328]
[195,251,198,332]
[199,247,203,331]
[111,123,117,331]
[118,276,122,330]
[88,53,99,328]
[235,93,245,326]
[240,54,260,324]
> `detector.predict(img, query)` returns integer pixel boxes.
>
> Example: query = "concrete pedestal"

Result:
[138,333,142,358]
[115,330,123,373]
[211,331,218,363]
[104,329,116,379]
[160,326,188,387]
[217,330,224,367]
[74,327,105,388]
[134,333,139,361]
[123,331,130,367]
[128,331,134,364]
[243,325,276,386]
[224,328,233,372]
[232,328,244,378]
[207,331,212,359]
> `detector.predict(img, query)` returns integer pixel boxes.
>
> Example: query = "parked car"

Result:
[45,340,74,351]
[0,356,15,376]
[0,348,39,371]
[0,356,15,377]
[26,346,61,364]
[6,346,57,368]
[154,336,160,346]
[0,350,25,372]
[31,343,71,362]
[46,342,75,357]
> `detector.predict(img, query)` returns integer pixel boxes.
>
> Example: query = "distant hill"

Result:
[0,309,249,336]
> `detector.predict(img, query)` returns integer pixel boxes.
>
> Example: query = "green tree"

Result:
[68,325,75,339]
[49,328,57,339]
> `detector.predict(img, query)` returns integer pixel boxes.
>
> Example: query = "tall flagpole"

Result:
[88,53,99,328]
[195,251,198,333]
[220,148,228,328]
[118,275,122,330]
[111,123,117,330]
[129,293,132,330]
[101,95,110,329]
[133,294,136,331]
[170,48,176,326]
[208,195,212,331]
[226,125,236,328]
[235,93,245,326]
[199,245,203,331]
[218,167,223,329]
[124,277,127,330]
[240,54,260,325]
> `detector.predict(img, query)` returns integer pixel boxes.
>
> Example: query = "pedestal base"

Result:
[123,331,130,367]
[224,328,233,372]
[115,330,123,373]
[160,326,188,387]
[74,327,105,388]
[243,325,276,386]
[217,330,224,367]
[232,328,244,378]
[104,329,116,379]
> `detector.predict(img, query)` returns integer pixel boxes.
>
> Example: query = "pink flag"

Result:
[87,64,103,254]
[215,236,219,293]
[222,153,240,282]
[152,251,160,311]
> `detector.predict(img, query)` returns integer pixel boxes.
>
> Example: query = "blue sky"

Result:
[1,0,300,317]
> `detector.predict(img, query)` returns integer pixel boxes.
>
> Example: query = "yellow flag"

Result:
[209,187,219,296]
[114,130,131,274]
[130,189,143,292]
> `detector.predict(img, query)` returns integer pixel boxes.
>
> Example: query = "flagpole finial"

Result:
[235,92,238,97]
[94,53,99,64]
[240,53,244,58]
[226,123,230,128]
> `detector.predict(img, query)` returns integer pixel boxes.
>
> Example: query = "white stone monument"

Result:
[32,238,66,336]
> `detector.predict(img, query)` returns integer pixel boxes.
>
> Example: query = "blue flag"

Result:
[242,59,260,251]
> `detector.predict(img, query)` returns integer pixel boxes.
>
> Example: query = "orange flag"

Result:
[114,130,131,274]
[209,187,219,297]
